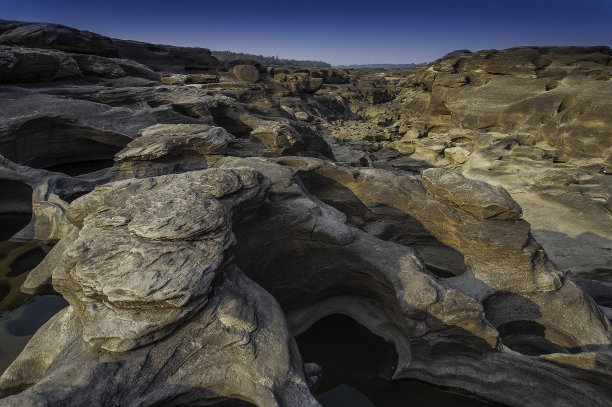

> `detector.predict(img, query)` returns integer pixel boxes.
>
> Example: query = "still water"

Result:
[297,314,504,407]
[0,239,68,374]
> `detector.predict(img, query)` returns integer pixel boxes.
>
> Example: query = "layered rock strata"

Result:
[0,20,611,407]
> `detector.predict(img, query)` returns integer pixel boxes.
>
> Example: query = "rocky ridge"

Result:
[0,20,611,407]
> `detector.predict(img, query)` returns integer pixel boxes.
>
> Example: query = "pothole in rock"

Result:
[3,117,129,176]
[45,159,117,176]
[0,180,33,241]
[296,314,503,406]
[209,107,252,137]
[483,293,580,356]
[495,320,568,356]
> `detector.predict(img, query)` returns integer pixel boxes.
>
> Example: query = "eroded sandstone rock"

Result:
[0,45,81,83]
[1,21,611,407]
[422,168,522,220]
[55,168,268,352]
[234,64,261,83]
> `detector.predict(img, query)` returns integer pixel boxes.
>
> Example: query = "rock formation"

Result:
[1,20,611,407]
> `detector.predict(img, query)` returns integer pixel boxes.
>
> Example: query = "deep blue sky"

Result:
[3,0,611,65]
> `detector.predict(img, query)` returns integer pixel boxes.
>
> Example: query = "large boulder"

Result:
[0,168,321,406]
[233,64,261,82]
[422,168,522,220]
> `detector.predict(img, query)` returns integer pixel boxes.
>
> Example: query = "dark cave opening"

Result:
[2,117,130,176]
[44,159,117,176]
[296,314,501,407]
[209,108,252,137]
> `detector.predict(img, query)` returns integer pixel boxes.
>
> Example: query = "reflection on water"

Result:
[0,295,68,375]
[296,314,503,407]
[0,241,50,312]
[0,238,68,375]
[0,213,32,241]
[318,384,375,406]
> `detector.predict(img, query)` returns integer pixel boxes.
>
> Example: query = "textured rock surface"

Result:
[56,168,268,352]
[422,168,522,220]
[1,268,318,407]
[234,64,261,83]
[0,21,117,56]
[1,20,612,407]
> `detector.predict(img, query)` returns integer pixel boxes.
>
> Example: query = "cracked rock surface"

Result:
[1,19,611,407]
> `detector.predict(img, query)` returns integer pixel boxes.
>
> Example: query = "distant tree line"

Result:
[333,63,427,69]
[211,50,332,68]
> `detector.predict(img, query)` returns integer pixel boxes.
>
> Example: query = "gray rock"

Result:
[0,21,117,56]
[70,53,125,78]
[117,123,235,160]
[0,45,81,83]
[111,58,161,81]
[113,39,219,73]
[1,268,319,407]
[55,168,269,352]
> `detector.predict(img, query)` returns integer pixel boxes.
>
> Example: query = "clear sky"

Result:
[2,0,611,65]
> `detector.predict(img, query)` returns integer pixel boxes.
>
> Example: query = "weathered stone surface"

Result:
[0,45,81,83]
[0,156,74,243]
[272,72,323,93]
[1,268,319,407]
[2,21,612,407]
[161,73,191,85]
[111,58,160,81]
[70,53,125,78]
[401,46,612,160]
[0,21,117,57]
[422,168,522,220]
[220,156,612,407]
[233,64,261,82]
[113,39,219,73]
[54,168,268,352]
[603,147,612,173]
[117,123,234,161]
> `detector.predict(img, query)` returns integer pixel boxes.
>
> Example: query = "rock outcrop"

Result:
[1,20,611,407]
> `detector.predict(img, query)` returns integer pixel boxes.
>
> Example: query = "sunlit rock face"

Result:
[1,19,612,407]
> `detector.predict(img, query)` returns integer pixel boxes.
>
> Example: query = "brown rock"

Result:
[233,64,260,82]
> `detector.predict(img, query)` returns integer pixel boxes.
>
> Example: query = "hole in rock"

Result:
[296,172,467,277]
[45,160,117,176]
[297,314,503,406]
[209,107,252,137]
[483,293,580,356]
[496,320,568,356]
[4,117,129,176]
[0,180,33,241]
